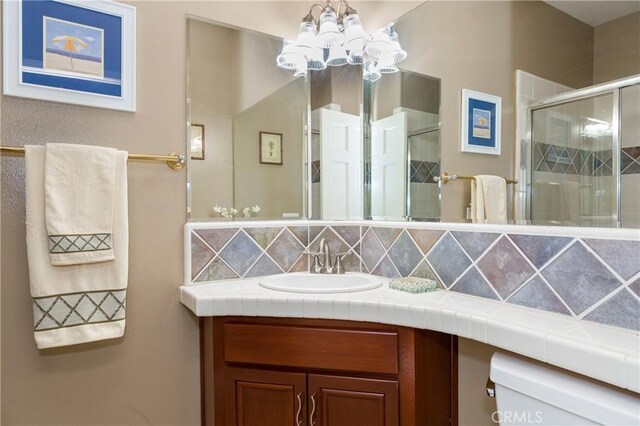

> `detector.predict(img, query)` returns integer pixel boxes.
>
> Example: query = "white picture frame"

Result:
[3,0,136,111]
[461,89,501,155]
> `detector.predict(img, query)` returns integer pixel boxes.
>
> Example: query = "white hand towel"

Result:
[471,175,507,223]
[45,143,117,265]
[26,145,129,349]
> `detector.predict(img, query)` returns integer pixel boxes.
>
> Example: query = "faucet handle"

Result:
[334,250,352,274]
[303,250,324,273]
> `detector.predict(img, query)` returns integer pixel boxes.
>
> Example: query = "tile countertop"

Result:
[179,276,640,394]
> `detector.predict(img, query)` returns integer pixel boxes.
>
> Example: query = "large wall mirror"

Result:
[187,1,640,228]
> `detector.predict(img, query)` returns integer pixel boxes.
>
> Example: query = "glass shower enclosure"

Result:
[527,75,640,228]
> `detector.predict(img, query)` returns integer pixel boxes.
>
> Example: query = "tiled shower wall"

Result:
[188,223,640,332]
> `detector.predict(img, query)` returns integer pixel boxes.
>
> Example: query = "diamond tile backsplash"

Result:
[188,223,640,332]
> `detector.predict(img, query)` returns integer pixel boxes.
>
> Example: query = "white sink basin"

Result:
[259,272,382,294]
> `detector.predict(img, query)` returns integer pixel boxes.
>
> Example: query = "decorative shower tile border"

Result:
[185,221,640,332]
[533,143,640,176]
[410,160,440,183]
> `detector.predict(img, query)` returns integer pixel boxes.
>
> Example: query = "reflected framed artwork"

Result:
[259,131,283,165]
[3,0,136,111]
[461,89,501,155]
[189,123,205,160]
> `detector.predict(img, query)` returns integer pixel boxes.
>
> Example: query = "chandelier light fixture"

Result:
[276,0,407,82]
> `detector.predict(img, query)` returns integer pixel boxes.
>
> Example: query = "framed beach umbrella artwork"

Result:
[3,0,136,111]
[460,89,502,155]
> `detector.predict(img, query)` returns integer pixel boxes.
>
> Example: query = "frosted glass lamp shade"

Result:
[326,45,348,66]
[296,21,317,44]
[389,31,407,63]
[344,38,365,64]
[364,29,391,60]
[316,9,344,48]
[363,61,381,82]
[377,52,398,74]
[294,59,308,77]
[306,46,327,70]
[277,44,301,70]
[343,13,367,45]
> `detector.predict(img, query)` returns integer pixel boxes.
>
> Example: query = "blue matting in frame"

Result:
[466,97,497,148]
[21,0,122,97]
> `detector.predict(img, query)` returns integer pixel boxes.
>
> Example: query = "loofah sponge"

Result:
[389,277,438,293]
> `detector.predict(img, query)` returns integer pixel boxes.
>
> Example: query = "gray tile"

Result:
[372,227,402,249]
[509,234,572,269]
[310,227,350,255]
[341,251,362,273]
[583,239,640,280]
[507,276,571,315]
[372,255,400,278]
[410,261,443,288]
[629,278,640,297]
[541,242,623,315]
[452,231,499,260]
[219,231,263,276]
[245,227,283,249]
[427,233,471,287]
[195,228,238,251]
[195,257,239,282]
[585,289,640,331]
[290,254,308,273]
[245,254,284,277]
[477,237,535,299]
[388,231,423,277]
[450,267,499,300]
[332,226,361,247]
[288,226,309,246]
[309,226,325,244]
[191,234,215,279]
[407,229,444,255]
[361,228,386,272]
[266,229,305,272]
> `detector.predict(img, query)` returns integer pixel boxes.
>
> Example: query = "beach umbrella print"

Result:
[51,35,88,71]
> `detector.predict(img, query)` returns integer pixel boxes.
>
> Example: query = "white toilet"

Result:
[490,353,640,425]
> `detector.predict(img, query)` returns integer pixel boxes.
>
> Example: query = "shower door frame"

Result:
[523,74,640,227]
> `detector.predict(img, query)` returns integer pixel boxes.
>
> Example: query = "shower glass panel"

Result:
[620,84,640,228]
[408,128,440,220]
[530,92,617,227]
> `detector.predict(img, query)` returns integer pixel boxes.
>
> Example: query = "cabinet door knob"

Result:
[296,392,304,426]
[310,393,317,426]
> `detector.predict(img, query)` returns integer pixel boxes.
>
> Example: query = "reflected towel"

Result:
[45,143,118,265]
[471,175,507,223]
[560,180,580,224]
[26,145,129,349]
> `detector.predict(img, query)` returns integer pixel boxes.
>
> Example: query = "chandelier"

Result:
[276,0,407,82]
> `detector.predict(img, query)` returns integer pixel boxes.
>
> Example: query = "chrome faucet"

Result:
[303,238,352,274]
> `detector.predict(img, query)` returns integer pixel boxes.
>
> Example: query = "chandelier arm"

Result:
[303,3,325,23]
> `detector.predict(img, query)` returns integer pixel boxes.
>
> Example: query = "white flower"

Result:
[253,205,261,212]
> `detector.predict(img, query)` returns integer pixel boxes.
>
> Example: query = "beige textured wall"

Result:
[593,11,640,84]
[397,0,593,221]
[458,338,499,426]
[0,2,311,424]
[189,19,235,219]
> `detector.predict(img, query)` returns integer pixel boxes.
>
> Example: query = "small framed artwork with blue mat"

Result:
[461,89,501,155]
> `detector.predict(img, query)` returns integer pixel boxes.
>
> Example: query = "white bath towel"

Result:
[45,143,117,265]
[471,175,507,223]
[26,145,129,349]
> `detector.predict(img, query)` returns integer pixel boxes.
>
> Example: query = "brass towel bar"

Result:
[434,172,518,185]
[0,146,185,170]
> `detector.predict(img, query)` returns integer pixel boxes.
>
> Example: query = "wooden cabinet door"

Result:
[225,367,307,426]
[308,374,399,426]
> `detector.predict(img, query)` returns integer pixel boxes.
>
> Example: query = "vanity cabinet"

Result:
[202,317,457,426]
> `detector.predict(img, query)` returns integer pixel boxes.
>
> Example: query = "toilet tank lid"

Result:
[490,353,640,425]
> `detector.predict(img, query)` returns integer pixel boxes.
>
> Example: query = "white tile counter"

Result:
[179,276,640,393]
